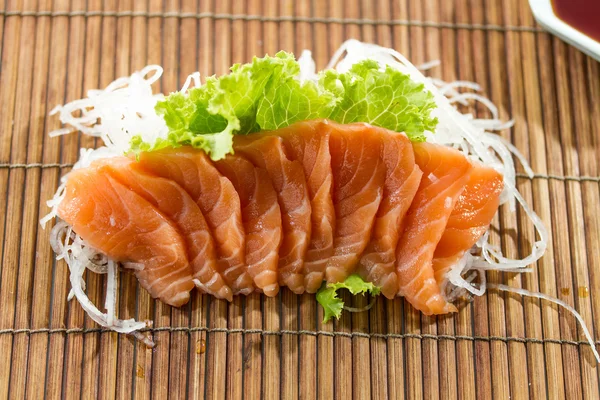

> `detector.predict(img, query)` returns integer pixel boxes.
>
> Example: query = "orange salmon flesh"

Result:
[57,120,503,314]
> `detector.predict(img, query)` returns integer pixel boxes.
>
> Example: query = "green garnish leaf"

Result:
[316,285,345,323]
[321,61,438,142]
[316,274,381,323]
[140,52,438,160]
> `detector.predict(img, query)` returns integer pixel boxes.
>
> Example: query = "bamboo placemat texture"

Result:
[0,0,599,398]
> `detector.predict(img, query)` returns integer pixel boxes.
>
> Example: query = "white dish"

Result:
[528,0,600,62]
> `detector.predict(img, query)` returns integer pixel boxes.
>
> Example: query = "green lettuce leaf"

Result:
[316,274,381,323]
[322,61,438,141]
[139,52,437,160]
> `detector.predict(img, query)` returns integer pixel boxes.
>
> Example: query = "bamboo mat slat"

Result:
[511,1,562,398]
[228,3,245,399]
[0,0,599,399]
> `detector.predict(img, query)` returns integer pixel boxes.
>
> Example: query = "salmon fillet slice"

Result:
[137,148,254,295]
[215,155,283,297]
[94,157,233,301]
[432,163,503,286]
[326,122,386,284]
[234,135,312,294]
[395,142,473,315]
[274,120,335,293]
[357,129,423,299]
[58,167,194,307]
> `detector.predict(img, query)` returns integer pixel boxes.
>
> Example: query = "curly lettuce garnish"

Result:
[320,60,438,142]
[133,52,437,160]
[316,274,381,323]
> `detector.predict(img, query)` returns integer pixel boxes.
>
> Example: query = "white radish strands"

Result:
[105,260,117,327]
[49,222,151,340]
[49,65,168,153]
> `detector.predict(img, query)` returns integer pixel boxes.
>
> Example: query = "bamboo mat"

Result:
[0,0,599,398]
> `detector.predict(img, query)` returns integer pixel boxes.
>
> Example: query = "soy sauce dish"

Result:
[529,0,600,61]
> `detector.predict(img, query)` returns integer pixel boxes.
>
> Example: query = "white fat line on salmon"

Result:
[192,279,208,293]
[124,262,144,271]
[443,197,452,209]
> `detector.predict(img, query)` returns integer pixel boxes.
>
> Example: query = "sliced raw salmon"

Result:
[273,120,335,293]
[55,120,509,317]
[137,148,254,295]
[326,122,386,284]
[432,163,503,286]
[357,130,423,299]
[58,167,194,307]
[395,142,473,315]
[94,157,233,301]
[234,135,312,294]
[214,155,283,297]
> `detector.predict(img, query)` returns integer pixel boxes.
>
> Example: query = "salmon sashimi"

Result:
[215,155,283,296]
[55,122,507,315]
[234,135,312,294]
[326,122,386,284]
[432,164,504,286]
[273,120,335,293]
[357,130,423,299]
[58,167,195,307]
[137,148,254,295]
[395,142,473,315]
[94,157,233,301]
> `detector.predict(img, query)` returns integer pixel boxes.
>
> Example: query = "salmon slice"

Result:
[395,142,473,315]
[234,135,312,294]
[357,130,423,299]
[326,122,386,284]
[214,155,283,296]
[137,148,254,295]
[432,164,503,286]
[58,167,194,307]
[273,120,335,293]
[94,157,233,301]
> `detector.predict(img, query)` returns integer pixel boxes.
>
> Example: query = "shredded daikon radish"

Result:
[180,72,202,92]
[445,268,482,303]
[446,252,487,297]
[105,260,117,327]
[49,65,167,154]
[417,59,441,71]
[49,221,150,340]
[298,50,317,82]
[448,93,499,119]
[438,80,482,94]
